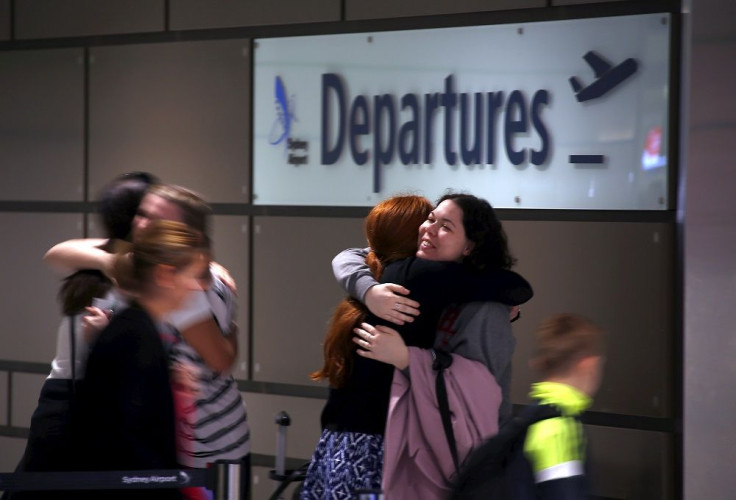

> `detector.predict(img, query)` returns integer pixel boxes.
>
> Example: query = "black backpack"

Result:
[449,402,561,500]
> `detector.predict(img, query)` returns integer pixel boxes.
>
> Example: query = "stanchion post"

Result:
[209,460,243,500]
[274,411,291,498]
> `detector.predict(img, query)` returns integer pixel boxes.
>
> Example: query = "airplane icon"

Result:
[569,51,638,102]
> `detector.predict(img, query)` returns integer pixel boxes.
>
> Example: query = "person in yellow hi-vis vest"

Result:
[522,313,605,500]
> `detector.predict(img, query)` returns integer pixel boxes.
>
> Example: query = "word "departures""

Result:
[320,73,551,192]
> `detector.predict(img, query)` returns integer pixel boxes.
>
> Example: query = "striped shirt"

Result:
[166,274,250,468]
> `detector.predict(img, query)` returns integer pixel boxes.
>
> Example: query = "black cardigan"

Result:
[72,303,181,499]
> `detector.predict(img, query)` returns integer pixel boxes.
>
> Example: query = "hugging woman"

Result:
[302,193,532,499]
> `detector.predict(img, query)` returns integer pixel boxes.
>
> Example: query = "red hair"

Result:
[311,195,432,387]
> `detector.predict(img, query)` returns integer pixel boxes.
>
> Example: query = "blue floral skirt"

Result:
[300,429,384,499]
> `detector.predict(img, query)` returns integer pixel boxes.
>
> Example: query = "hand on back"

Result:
[364,283,420,325]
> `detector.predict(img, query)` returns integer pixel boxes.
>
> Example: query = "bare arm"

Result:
[44,238,113,277]
[167,272,238,374]
[353,322,410,370]
[179,318,237,374]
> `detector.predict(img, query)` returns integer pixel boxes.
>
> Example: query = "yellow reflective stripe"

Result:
[524,417,585,473]
[534,460,584,483]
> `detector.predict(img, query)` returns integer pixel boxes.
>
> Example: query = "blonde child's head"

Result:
[530,313,605,396]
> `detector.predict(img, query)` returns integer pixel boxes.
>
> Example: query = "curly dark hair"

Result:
[437,192,516,272]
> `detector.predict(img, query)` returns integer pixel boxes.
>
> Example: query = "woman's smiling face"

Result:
[416,199,474,262]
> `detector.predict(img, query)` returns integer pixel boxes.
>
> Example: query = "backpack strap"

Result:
[432,348,460,475]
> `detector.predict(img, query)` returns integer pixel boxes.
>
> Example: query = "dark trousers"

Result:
[2,379,76,500]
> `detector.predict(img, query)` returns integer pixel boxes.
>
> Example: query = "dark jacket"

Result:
[72,303,181,499]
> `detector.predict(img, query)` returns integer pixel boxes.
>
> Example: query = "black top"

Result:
[320,257,533,435]
[72,303,181,499]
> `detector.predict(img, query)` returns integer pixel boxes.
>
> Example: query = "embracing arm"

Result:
[180,318,237,373]
[168,289,237,373]
[332,247,375,301]
[399,259,533,308]
[333,247,419,324]
[44,238,113,277]
[354,322,410,370]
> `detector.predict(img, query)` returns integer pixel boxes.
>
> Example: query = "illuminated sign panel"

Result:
[253,13,670,209]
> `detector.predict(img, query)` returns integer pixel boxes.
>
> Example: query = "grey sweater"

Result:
[433,301,515,426]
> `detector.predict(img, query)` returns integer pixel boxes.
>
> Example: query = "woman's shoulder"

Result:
[105,304,155,336]
[93,307,161,362]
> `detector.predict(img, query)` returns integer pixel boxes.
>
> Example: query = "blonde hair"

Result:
[113,220,207,293]
[530,313,605,379]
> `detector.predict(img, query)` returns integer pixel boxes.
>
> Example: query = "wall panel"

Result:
[587,426,672,500]
[690,43,736,131]
[10,373,45,429]
[504,220,675,417]
[685,128,736,218]
[346,0,544,20]
[692,0,736,40]
[210,215,250,379]
[0,213,84,363]
[15,0,164,39]
[553,0,629,4]
[252,216,364,385]
[0,0,9,40]
[685,2,736,497]
[0,436,25,473]
[0,49,84,201]
[170,0,340,30]
[0,371,6,425]
[88,39,251,203]
[685,127,736,495]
